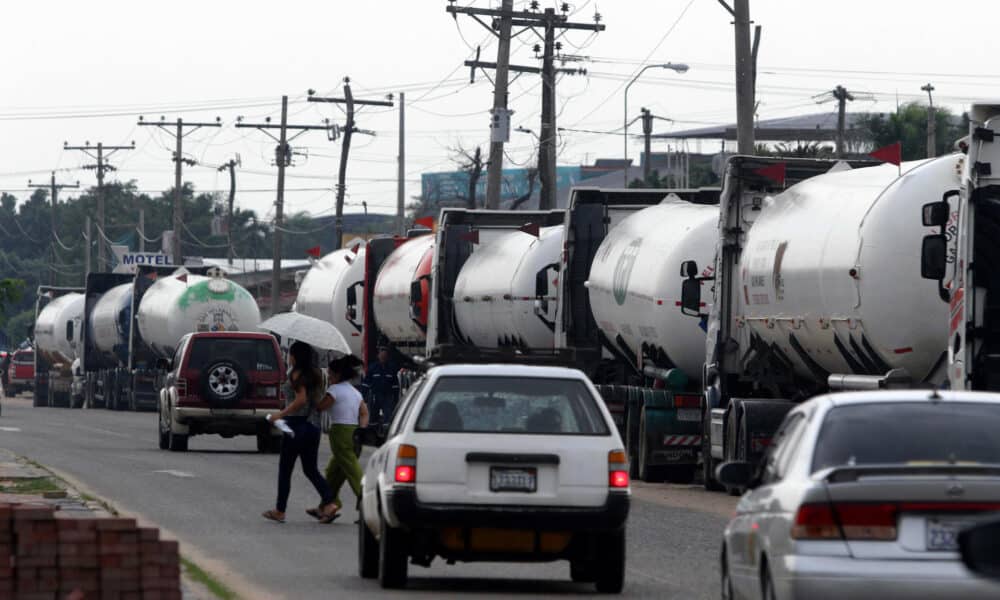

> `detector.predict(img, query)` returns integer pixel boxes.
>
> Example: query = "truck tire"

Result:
[725,409,747,496]
[378,511,408,589]
[625,388,641,480]
[358,504,379,579]
[570,560,596,583]
[202,360,246,408]
[594,529,626,593]
[168,431,188,452]
[256,433,281,454]
[637,409,665,483]
[702,412,723,492]
[665,465,696,484]
[158,406,170,450]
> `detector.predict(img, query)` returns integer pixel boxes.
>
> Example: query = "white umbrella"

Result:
[258,313,351,355]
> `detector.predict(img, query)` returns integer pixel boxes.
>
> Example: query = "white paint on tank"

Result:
[294,242,367,356]
[739,155,961,381]
[587,198,719,379]
[373,235,434,344]
[34,293,85,365]
[136,272,262,359]
[453,226,563,349]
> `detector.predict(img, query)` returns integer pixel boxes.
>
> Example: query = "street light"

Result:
[624,62,689,187]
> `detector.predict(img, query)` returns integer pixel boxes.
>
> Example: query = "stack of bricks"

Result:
[0,502,181,599]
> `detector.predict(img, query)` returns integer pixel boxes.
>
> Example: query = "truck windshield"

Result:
[415,376,610,435]
[186,338,279,372]
[811,402,1000,472]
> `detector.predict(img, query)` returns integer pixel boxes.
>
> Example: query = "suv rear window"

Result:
[811,402,1000,472]
[15,352,33,364]
[415,376,609,435]
[185,338,279,372]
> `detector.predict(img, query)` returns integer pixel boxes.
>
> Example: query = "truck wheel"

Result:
[665,465,696,484]
[625,407,640,480]
[702,414,723,492]
[725,411,747,496]
[358,504,379,579]
[570,559,596,583]
[33,387,44,407]
[637,410,664,483]
[158,407,170,450]
[594,529,626,593]
[257,433,281,454]
[378,511,408,589]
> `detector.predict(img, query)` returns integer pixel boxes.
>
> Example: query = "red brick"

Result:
[14,593,56,600]
[12,505,55,521]
[18,555,57,568]
[58,530,97,544]
[136,528,159,543]
[94,519,136,532]
[58,555,98,568]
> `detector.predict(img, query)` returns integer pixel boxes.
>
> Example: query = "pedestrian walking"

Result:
[320,355,369,517]
[362,346,399,425]
[262,341,339,524]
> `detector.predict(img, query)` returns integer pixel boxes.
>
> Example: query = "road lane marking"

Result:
[153,470,196,478]
[0,426,21,432]
[72,424,135,439]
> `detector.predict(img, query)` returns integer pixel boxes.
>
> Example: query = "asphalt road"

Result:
[0,394,733,599]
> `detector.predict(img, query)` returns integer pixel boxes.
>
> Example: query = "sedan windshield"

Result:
[811,402,1000,472]
[415,376,610,435]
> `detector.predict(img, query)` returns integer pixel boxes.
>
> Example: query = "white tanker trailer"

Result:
[80,266,261,411]
[294,242,366,356]
[32,288,84,408]
[679,154,961,489]
[372,233,434,350]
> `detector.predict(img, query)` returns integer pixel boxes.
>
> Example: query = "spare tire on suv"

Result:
[201,359,247,408]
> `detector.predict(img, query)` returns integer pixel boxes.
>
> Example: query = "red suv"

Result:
[5,349,35,398]
[157,332,284,452]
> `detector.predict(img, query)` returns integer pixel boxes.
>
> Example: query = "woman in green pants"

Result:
[320,356,369,516]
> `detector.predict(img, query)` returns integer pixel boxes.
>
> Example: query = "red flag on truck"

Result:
[176,274,188,283]
[754,162,786,186]
[519,222,540,237]
[414,216,434,230]
[869,142,902,166]
[305,246,321,258]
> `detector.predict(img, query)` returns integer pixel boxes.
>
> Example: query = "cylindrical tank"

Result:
[453,226,563,349]
[88,283,133,365]
[739,155,961,381]
[372,234,434,345]
[136,272,261,359]
[294,242,367,356]
[588,198,719,379]
[35,293,85,366]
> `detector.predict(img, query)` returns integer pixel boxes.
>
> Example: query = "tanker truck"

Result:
[81,265,261,411]
[679,154,960,490]
[356,187,720,481]
[32,287,85,408]
[294,240,367,356]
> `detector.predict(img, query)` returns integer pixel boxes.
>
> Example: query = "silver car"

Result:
[717,390,1000,600]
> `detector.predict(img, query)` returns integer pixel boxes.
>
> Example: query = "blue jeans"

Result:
[276,417,335,512]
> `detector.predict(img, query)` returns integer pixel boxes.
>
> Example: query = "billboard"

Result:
[420,166,583,204]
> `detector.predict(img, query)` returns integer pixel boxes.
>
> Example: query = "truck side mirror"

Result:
[65,320,74,342]
[535,269,547,298]
[680,260,698,278]
[155,358,172,371]
[921,234,947,280]
[410,280,422,303]
[681,278,702,316]
[922,201,950,227]
[346,285,357,306]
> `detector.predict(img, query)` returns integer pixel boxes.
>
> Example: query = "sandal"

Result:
[262,510,286,523]
[317,504,341,524]
[306,507,323,520]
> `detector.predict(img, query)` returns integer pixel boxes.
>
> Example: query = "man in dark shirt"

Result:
[362,347,399,425]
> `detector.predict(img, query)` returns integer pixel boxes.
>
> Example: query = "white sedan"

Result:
[717,390,1000,600]
[358,364,631,592]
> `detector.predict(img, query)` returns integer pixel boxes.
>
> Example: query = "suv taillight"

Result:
[608,450,629,489]
[176,377,188,397]
[395,444,417,483]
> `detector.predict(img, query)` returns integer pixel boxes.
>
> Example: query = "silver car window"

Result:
[388,377,425,438]
[761,413,806,484]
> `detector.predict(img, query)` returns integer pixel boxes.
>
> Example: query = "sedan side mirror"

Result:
[715,461,755,489]
[960,518,1000,580]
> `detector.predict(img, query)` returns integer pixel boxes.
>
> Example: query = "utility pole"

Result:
[138,209,145,252]
[84,216,91,280]
[137,116,221,266]
[28,172,79,284]
[832,85,855,158]
[719,0,759,154]
[64,141,134,272]
[397,92,406,235]
[641,108,654,182]
[922,83,936,158]
[237,97,338,312]
[308,80,393,249]
[218,156,240,265]
[450,1,602,209]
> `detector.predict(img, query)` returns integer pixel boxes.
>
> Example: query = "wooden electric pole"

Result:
[719,0,759,154]
[922,83,936,158]
[454,2,600,209]
[832,85,855,158]
[137,116,221,266]
[237,97,337,313]
[28,172,79,284]
[397,92,406,235]
[64,141,134,272]
[84,216,91,280]
[308,79,393,249]
[218,156,240,266]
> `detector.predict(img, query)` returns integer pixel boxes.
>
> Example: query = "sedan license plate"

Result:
[926,519,968,551]
[490,467,537,493]
[677,408,701,422]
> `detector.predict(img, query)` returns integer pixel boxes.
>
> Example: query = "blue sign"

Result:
[421,166,583,203]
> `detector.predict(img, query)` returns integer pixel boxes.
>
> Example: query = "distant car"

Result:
[157,332,285,453]
[5,349,35,397]
[717,390,1000,600]
[358,364,630,592]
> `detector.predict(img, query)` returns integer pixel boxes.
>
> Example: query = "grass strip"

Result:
[181,557,238,600]
[0,476,63,495]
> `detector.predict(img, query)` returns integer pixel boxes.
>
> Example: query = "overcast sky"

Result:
[2,0,997,228]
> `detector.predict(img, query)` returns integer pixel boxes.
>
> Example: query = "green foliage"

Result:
[0,278,25,326]
[857,103,968,160]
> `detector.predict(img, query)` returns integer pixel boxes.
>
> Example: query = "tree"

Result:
[857,103,968,160]
[509,167,539,210]
[0,279,24,325]
[450,145,484,210]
